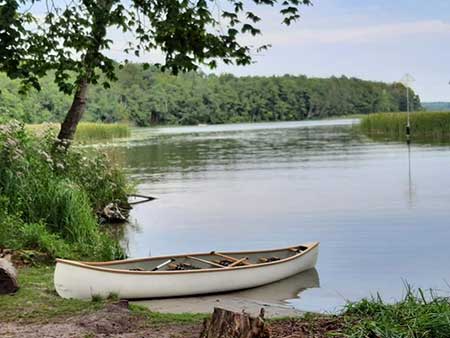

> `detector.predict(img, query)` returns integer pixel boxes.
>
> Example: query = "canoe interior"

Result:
[86,245,311,272]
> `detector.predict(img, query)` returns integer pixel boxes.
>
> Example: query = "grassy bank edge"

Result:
[27,113,363,140]
[0,266,209,325]
[2,266,450,337]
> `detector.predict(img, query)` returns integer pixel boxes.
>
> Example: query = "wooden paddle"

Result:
[187,256,224,268]
[152,258,175,271]
[210,251,251,266]
[228,257,249,267]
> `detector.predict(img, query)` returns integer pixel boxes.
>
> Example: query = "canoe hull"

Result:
[54,244,319,300]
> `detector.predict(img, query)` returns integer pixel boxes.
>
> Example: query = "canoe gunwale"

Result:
[55,242,319,275]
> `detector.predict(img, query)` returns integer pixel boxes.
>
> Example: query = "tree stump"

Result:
[0,257,19,294]
[199,307,270,338]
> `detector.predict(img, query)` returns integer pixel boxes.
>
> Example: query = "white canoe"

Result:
[54,242,319,300]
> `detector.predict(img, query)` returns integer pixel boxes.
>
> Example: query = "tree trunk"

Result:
[57,78,89,142]
[199,307,270,338]
[0,257,19,294]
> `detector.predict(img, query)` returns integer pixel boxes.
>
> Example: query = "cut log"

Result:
[199,307,270,338]
[0,257,19,294]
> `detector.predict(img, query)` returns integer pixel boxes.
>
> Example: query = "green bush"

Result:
[0,121,129,260]
[0,202,70,259]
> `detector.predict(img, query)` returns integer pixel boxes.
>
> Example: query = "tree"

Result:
[0,0,312,144]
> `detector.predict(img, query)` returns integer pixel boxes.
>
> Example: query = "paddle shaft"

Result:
[211,251,250,265]
[187,256,224,268]
[210,251,251,266]
[152,259,174,271]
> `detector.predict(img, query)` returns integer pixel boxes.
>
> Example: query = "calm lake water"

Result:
[109,119,450,313]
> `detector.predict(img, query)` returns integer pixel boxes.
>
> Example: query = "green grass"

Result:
[26,122,130,142]
[343,287,450,338]
[360,112,450,142]
[74,122,130,142]
[0,266,208,325]
[129,304,209,325]
[0,266,106,323]
[2,266,450,338]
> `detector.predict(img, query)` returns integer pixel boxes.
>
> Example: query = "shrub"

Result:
[0,200,70,259]
[0,121,129,260]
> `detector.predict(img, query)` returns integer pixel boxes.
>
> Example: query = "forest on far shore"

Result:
[422,102,450,112]
[0,64,421,126]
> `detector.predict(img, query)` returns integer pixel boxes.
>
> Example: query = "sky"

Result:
[32,0,450,102]
[210,0,450,102]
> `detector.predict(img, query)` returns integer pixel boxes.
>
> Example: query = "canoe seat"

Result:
[168,263,200,271]
[129,267,144,271]
[258,256,281,263]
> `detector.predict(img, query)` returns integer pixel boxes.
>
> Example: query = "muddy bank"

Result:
[134,294,304,318]
[0,303,201,338]
[0,302,343,338]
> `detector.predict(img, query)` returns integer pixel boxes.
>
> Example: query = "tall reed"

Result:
[74,122,130,142]
[26,122,130,142]
[344,286,450,337]
[360,112,450,142]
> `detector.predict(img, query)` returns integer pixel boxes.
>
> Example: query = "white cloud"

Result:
[261,20,450,45]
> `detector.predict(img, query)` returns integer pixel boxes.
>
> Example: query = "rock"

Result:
[0,257,19,294]
[199,307,270,338]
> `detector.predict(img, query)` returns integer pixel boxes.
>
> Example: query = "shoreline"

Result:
[133,295,305,319]
[132,268,320,318]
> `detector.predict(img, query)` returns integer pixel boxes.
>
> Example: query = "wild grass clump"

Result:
[75,122,130,142]
[344,287,450,338]
[360,112,450,142]
[26,122,130,142]
[0,121,130,260]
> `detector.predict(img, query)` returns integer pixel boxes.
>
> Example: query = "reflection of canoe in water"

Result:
[54,242,319,300]
[229,268,320,303]
[133,268,320,317]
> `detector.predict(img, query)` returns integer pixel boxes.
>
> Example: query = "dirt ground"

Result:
[0,303,344,338]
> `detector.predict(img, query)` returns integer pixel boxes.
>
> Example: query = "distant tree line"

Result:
[0,64,421,126]
[422,102,450,112]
